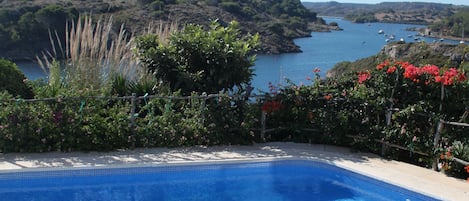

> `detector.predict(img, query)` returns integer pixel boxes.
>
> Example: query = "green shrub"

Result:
[219,2,241,14]
[0,59,34,98]
[136,20,259,95]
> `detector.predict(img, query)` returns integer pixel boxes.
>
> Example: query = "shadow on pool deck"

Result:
[0,142,374,170]
[0,142,468,200]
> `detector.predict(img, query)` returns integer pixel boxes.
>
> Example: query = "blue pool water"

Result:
[0,160,439,201]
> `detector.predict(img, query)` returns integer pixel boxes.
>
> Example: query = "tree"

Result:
[136,20,259,94]
[0,59,34,98]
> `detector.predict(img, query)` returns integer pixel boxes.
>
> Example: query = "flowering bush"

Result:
[261,100,283,113]
[259,60,469,177]
[373,60,466,86]
[357,60,469,174]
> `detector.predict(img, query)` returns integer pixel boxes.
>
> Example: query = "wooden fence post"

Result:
[380,139,387,156]
[386,109,392,126]
[200,93,207,124]
[261,110,266,142]
[432,119,444,170]
[129,93,137,148]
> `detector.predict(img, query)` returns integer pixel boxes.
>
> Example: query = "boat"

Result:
[378,29,384,34]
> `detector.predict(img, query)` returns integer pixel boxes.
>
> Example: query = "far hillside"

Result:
[428,7,469,41]
[0,0,327,61]
[303,1,458,24]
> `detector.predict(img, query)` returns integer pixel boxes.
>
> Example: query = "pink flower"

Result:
[358,71,371,84]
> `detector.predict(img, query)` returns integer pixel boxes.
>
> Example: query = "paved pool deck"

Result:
[0,142,467,200]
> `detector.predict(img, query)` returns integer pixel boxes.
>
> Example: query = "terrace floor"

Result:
[0,142,467,200]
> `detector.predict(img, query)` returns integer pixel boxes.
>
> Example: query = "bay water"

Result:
[16,17,459,92]
[251,17,460,92]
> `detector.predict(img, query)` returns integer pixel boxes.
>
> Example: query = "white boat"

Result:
[378,29,384,34]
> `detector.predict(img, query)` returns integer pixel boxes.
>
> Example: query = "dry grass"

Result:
[144,20,179,46]
[37,15,142,92]
[37,14,180,94]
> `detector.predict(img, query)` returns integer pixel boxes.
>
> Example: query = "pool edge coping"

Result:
[0,142,467,200]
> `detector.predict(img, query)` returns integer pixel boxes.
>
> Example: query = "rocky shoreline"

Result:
[0,0,334,62]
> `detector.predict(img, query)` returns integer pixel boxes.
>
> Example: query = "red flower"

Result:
[376,60,390,70]
[386,66,397,74]
[324,94,332,101]
[434,68,466,86]
[464,166,469,173]
[396,61,411,69]
[358,71,371,84]
[421,65,440,76]
[457,73,467,82]
[445,151,452,158]
[403,64,421,81]
[262,100,282,113]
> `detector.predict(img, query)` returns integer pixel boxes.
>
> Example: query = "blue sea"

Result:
[17,17,460,93]
[251,17,460,92]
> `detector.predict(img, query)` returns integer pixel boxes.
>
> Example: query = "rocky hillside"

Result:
[328,42,469,77]
[304,1,459,24]
[0,0,329,61]
[428,7,469,41]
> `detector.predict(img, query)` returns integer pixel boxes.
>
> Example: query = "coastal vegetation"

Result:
[428,7,469,40]
[135,20,259,95]
[304,1,458,24]
[0,0,468,182]
[329,42,469,76]
[0,59,34,99]
[0,0,324,61]
[304,1,469,41]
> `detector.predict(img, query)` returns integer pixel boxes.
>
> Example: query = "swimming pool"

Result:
[0,159,439,201]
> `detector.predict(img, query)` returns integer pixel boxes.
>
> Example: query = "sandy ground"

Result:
[0,142,468,200]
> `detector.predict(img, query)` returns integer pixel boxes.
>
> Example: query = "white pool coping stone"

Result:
[0,142,467,200]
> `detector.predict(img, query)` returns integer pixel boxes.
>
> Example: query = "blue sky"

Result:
[300,0,469,6]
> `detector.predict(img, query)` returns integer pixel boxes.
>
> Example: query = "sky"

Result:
[300,0,469,6]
